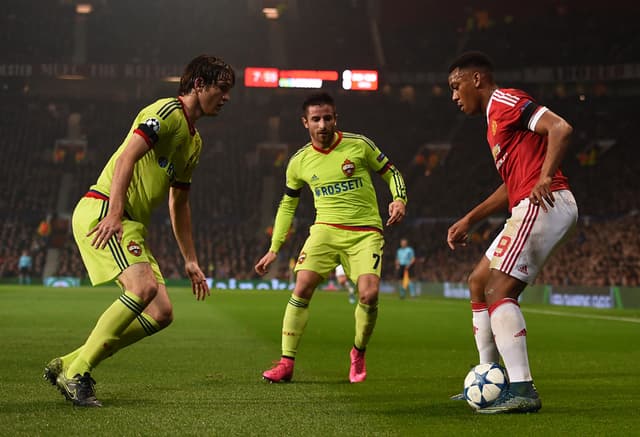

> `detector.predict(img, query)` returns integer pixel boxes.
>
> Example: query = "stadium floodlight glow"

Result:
[162,76,181,83]
[76,3,93,14]
[342,69,378,91]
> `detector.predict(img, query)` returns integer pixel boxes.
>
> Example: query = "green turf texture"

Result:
[1,285,638,436]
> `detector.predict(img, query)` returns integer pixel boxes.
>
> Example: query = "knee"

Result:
[468,271,486,302]
[156,307,174,329]
[134,280,160,304]
[358,288,379,306]
[147,302,174,328]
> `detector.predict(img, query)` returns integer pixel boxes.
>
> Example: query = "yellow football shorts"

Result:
[72,196,164,286]
[294,223,384,281]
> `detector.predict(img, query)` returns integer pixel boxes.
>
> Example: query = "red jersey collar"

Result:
[177,96,196,136]
[312,131,343,154]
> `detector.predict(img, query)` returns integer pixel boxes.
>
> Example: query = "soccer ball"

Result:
[463,362,507,409]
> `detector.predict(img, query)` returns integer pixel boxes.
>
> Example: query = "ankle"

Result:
[510,381,537,396]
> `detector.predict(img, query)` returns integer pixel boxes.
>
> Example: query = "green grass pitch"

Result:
[1,285,639,436]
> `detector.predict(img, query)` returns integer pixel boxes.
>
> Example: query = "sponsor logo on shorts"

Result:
[342,159,355,177]
[127,241,142,257]
[297,251,307,265]
[491,119,498,136]
[517,264,528,275]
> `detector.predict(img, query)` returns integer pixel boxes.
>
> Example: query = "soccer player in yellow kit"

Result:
[255,92,407,383]
[43,55,235,407]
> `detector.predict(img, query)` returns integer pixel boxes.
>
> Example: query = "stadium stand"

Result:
[1,1,638,287]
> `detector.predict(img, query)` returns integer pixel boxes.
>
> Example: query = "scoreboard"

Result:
[244,67,378,91]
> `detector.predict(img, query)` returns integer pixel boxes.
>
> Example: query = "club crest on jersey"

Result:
[144,118,161,133]
[491,120,498,136]
[127,241,142,257]
[341,159,355,177]
[297,251,307,265]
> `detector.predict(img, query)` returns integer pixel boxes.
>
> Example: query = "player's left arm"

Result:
[529,108,573,212]
[169,186,210,301]
[364,138,408,225]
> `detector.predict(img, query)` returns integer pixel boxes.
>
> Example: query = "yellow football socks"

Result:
[354,302,378,350]
[65,290,145,378]
[281,294,310,358]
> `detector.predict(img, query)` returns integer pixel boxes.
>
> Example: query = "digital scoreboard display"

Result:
[244,67,279,88]
[342,70,378,91]
[244,67,378,91]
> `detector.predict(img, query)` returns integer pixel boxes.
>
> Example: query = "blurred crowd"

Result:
[1,0,638,287]
[1,89,638,287]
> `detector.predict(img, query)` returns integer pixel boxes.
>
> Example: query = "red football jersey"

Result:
[486,88,570,210]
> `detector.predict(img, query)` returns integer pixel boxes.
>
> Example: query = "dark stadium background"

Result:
[1,0,638,295]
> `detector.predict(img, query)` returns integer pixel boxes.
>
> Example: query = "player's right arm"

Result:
[447,183,508,250]
[529,109,573,212]
[88,134,150,249]
[255,156,303,276]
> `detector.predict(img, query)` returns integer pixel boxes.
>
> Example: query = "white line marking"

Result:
[524,308,640,324]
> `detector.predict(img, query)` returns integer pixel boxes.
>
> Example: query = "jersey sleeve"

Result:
[362,136,408,205]
[133,100,181,149]
[173,133,201,190]
[497,90,548,133]
[269,155,303,253]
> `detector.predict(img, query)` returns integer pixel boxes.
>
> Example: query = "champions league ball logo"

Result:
[144,118,161,133]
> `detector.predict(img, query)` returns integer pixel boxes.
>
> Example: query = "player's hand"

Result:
[255,251,277,276]
[87,214,123,249]
[447,217,470,250]
[528,176,554,212]
[185,261,210,301]
[386,200,406,226]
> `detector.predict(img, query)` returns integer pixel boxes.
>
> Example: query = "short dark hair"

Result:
[448,51,494,74]
[302,92,335,115]
[179,55,235,95]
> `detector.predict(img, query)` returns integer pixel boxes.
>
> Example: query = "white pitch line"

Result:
[524,308,640,324]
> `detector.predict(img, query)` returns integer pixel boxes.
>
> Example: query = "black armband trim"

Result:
[284,186,301,198]
[520,100,540,130]
[136,123,159,145]
[376,162,392,175]
[171,181,191,190]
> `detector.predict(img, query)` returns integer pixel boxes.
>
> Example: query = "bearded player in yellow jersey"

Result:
[43,55,235,407]
[255,92,407,383]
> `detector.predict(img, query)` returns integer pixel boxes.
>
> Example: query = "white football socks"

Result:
[489,298,532,383]
[471,302,499,364]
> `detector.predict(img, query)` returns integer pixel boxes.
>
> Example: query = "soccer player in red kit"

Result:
[446,52,578,413]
